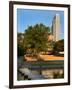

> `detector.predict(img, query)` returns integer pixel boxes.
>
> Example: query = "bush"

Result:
[17,44,26,57]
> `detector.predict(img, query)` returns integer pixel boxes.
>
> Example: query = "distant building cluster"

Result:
[48,14,61,42]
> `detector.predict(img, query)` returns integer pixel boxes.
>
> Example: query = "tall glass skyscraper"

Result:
[52,14,61,41]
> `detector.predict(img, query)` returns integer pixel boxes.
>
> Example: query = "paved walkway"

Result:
[25,54,64,61]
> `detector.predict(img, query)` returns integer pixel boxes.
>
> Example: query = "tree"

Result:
[17,44,24,57]
[23,23,50,58]
[53,39,64,53]
[17,33,26,57]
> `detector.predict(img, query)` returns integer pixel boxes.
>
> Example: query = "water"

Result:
[17,58,64,80]
[18,67,64,80]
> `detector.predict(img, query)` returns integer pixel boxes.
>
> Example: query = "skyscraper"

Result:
[52,14,61,41]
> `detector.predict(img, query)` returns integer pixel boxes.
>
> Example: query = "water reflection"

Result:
[18,68,64,80]
[17,57,64,80]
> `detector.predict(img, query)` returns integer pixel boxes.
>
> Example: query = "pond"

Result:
[17,58,64,80]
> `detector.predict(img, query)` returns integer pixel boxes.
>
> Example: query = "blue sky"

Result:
[17,9,64,39]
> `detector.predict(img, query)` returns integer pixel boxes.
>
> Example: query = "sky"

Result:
[17,9,64,39]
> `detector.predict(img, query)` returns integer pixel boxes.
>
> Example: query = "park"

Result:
[17,23,64,80]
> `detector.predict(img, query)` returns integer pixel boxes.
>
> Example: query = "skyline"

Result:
[17,9,64,39]
[52,14,61,41]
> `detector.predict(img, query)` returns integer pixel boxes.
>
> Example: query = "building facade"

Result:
[52,14,61,41]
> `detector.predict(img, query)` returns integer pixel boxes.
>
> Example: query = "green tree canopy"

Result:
[53,39,64,52]
[17,33,25,57]
[23,23,50,55]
